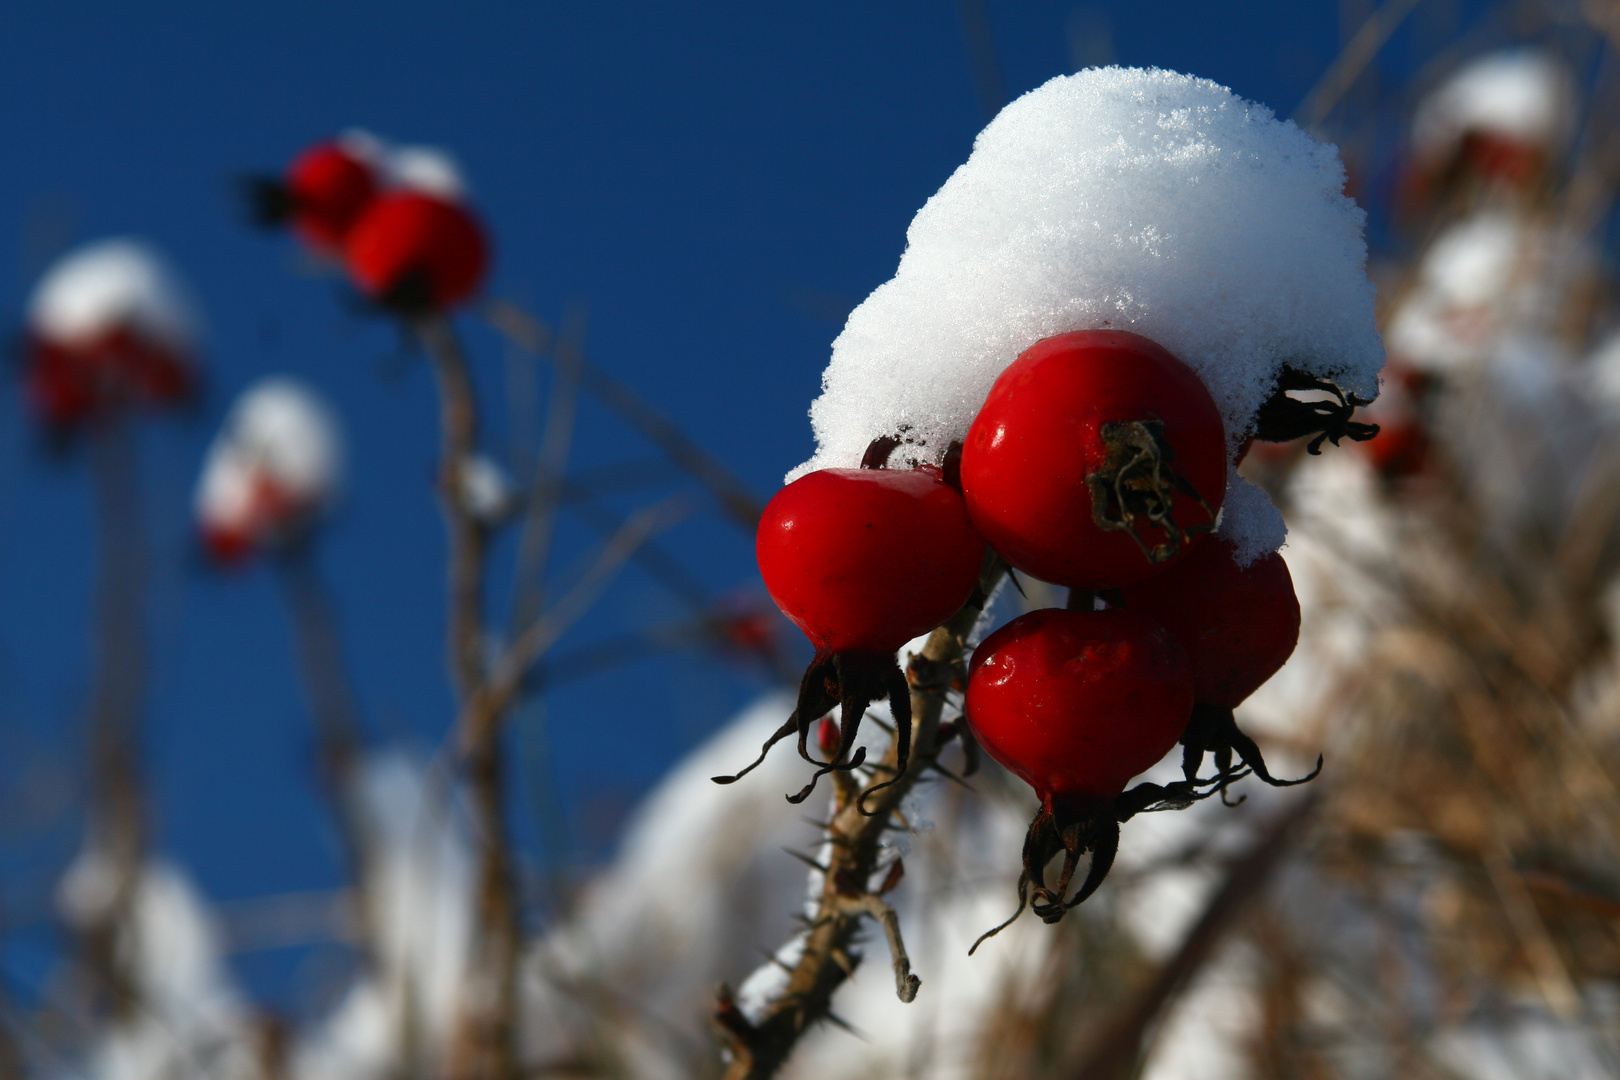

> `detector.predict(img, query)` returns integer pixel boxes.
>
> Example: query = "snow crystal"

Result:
[794,66,1382,489]
[1412,48,1574,158]
[1216,469,1286,565]
[29,238,200,356]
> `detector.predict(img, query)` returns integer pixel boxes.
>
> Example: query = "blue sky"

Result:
[0,1,1466,1011]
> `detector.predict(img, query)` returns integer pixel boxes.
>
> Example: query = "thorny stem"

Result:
[417,316,521,1080]
[81,419,147,1021]
[714,561,1003,1080]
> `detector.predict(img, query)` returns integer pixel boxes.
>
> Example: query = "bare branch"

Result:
[837,894,920,1004]
[275,548,376,961]
[80,418,149,1020]
[459,496,691,756]
[417,315,491,702]
[511,305,587,637]
[483,298,763,528]
[1294,0,1424,132]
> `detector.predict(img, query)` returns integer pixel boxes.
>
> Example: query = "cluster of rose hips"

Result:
[731,329,1348,935]
[248,133,488,313]
[22,241,199,435]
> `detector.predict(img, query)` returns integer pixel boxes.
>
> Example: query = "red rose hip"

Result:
[345,191,488,312]
[717,453,985,808]
[757,467,984,655]
[246,138,380,254]
[1118,538,1319,793]
[965,606,1194,937]
[960,330,1226,589]
[967,607,1193,802]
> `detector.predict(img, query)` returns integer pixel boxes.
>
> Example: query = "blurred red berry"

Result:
[345,192,488,312]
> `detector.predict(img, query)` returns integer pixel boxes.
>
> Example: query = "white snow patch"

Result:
[458,454,514,524]
[29,238,201,357]
[794,66,1382,489]
[294,752,476,1080]
[384,145,467,202]
[59,856,259,1080]
[1215,469,1287,565]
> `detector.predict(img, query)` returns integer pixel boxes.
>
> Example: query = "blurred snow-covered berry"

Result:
[1407,49,1574,200]
[24,238,201,429]
[195,376,344,563]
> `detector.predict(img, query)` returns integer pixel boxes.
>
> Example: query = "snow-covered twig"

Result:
[714,561,1002,1080]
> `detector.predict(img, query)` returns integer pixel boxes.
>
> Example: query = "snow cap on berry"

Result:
[794,67,1385,558]
[195,376,344,552]
[29,238,201,359]
[384,144,468,203]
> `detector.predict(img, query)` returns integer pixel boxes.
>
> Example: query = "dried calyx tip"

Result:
[1253,367,1378,454]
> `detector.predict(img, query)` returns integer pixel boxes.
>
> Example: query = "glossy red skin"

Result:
[1117,539,1299,709]
[756,468,984,656]
[287,142,379,252]
[960,330,1226,589]
[966,608,1192,802]
[26,329,192,428]
[345,192,488,309]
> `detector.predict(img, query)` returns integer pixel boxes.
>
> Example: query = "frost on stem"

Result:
[1086,419,1216,565]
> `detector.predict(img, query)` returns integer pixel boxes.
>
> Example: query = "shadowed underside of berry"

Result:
[1118,539,1320,801]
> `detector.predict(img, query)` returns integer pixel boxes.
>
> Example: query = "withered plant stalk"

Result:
[80,418,149,1021]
